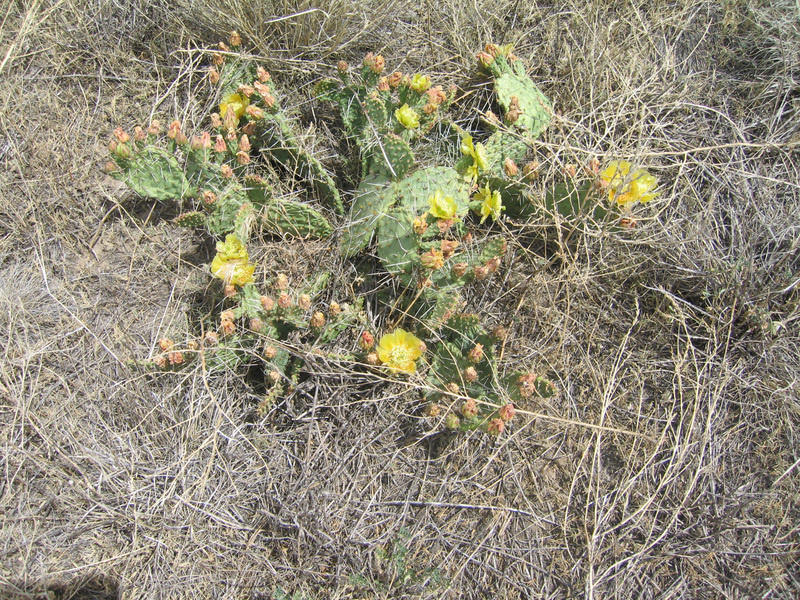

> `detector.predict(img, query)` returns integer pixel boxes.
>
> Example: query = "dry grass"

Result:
[1,0,799,598]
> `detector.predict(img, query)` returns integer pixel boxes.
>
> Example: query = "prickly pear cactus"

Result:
[477,43,552,138]
[109,146,191,201]
[262,199,334,239]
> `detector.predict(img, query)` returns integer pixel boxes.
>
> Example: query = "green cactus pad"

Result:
[377,133,414,179]
[381,166,470,215]
[377,208,417,277]
[261,199,333,239]
[483,132,530,178]
[340,174,394,257]
[479,50,552,139]
[494,73,552,137]
[363,93,388,128]
[114,146,191,201]
[479,237,507,262]
[174,211,206,228]
[244,174,273,205]
[206,185,250,237]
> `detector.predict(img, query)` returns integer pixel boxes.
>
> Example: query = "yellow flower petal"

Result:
[211,234,256,286]
[377,329,423,375]
[428,190,458,219]
[219,93,249,119]
[395,104,420,129]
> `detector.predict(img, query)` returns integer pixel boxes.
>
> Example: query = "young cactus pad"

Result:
[111,146,191,201]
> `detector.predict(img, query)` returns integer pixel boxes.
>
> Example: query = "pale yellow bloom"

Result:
[475,185,503,223]
[461,133,488,183]
[428,190,457,219]
[210,234,255,286]
[600,160,659,206]
[376,329,424,374]
[219,93,250,119]
[395,104,420,129]
[410,74,432,93]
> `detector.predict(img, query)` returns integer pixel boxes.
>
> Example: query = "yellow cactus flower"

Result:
[461,133,488,183]
[376,329,424,375]
[395,104,420,129]
[475,185,503,223]
[410,73,432,93]
[600,160,660,206]
[219,93,250,119]
[428,190,458,219]
[210,234,256,286]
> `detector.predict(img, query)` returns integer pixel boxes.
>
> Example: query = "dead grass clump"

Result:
[1,0,800,598]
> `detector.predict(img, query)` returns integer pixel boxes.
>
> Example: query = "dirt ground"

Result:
[1,1,799,598]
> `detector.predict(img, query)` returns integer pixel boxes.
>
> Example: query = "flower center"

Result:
[388,346,410,365]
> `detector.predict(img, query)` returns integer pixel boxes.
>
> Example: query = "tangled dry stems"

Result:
[1,0,799,598]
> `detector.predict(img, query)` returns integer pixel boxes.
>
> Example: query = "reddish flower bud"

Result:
[229,31,241,47]
[239,135,251,152]
[263,346,277,359]
[445,413,461,429]
[487,418,505,436]
[204,331,218,346]
[504,157,519,177]
[491,325,507,341]
[329,302,341,317]
[260,295,274,311]
[463,366,478,382]
[221,165,234,179]
[158,338,174,352]
[440,239,459,259]
[467,343,484,363]
[360,331,375,350]
[256,67,270,83]
[366,352,380,365]
[168,351,184,365]
[167,120,181,139]
[278,293,292,309]
[237,84,255,98]
[445,382,460,394]
[452,263,468,278]
[214,135,227,153]
[310,311,326,328]
[337,60,349,73]
[133,126,146,141]
[461,398,478,419]
[276,273,289,290]
[113,127,130,143]
[517,373,538,399]
[425,403,441,418]
[147,120,161,135]
[249,318,264,332]
[208,67,220,85]
[245,105,263,120]
[499,403,515,421]
[236,150,250,165]
[474,265,489,280]
[220,319,235,337]
[388,71,403,87]
[241,121,256,136]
